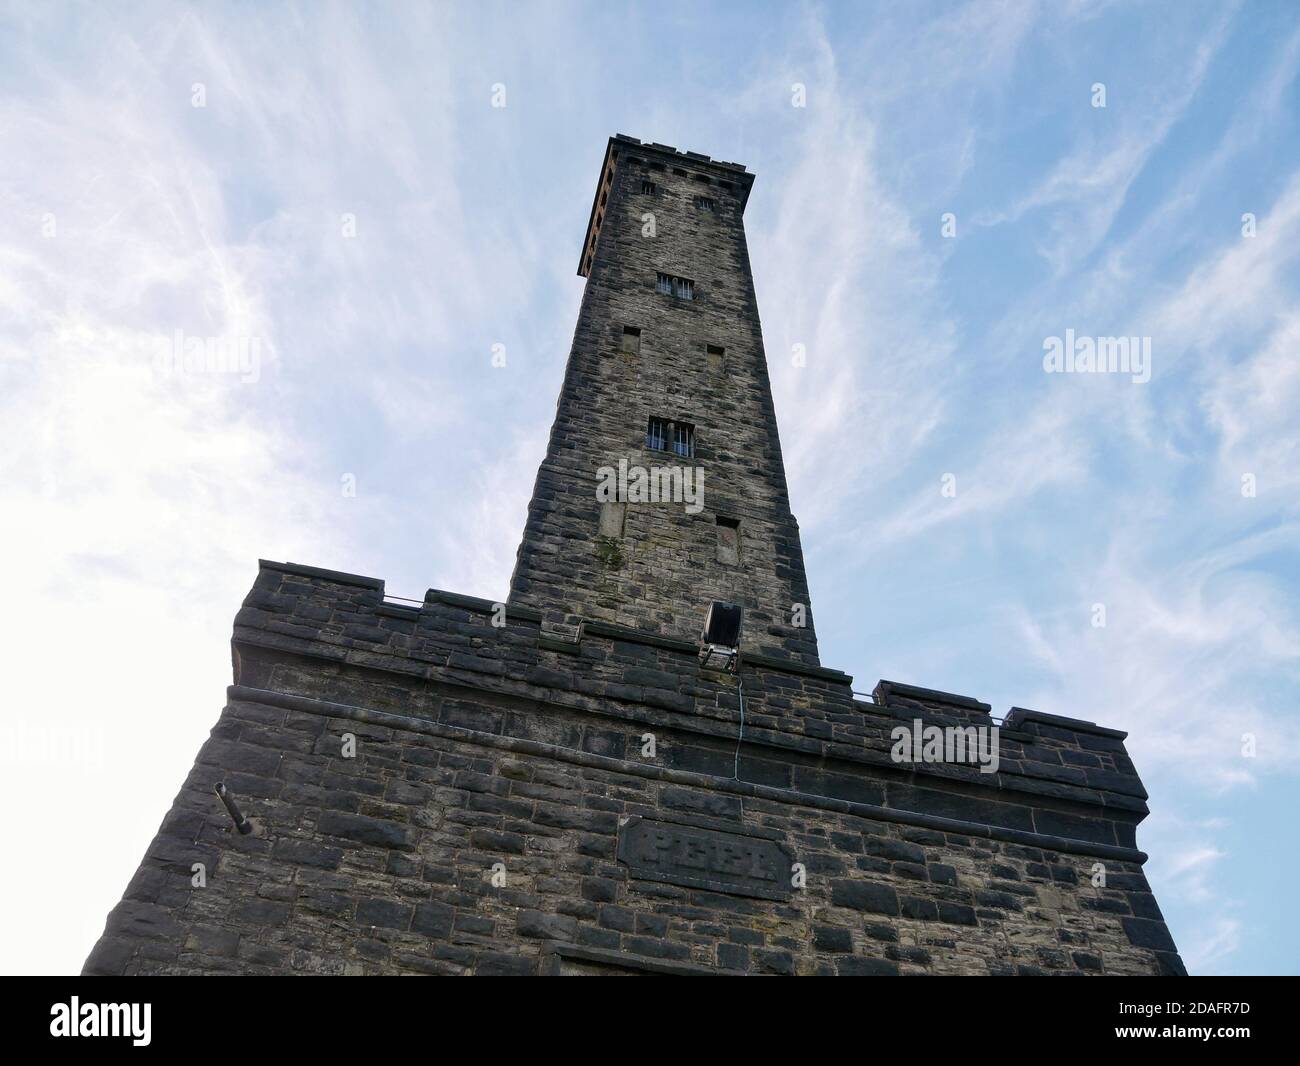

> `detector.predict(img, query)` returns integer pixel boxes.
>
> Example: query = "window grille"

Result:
[656,272,695,300]
[646,417,669,452]
[646,417,695,458]
[672,422,694,458]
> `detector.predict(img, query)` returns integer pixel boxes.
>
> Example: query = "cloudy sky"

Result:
[2,0,1297,976]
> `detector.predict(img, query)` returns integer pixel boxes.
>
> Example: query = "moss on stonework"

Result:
[595,535,624,569]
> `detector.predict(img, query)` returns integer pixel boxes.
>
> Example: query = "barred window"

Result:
[641,180,656,195]
[695,196,716,212]
[672,421,695,458]
[646,416,669,452]
[656,272,695,300]
[645,417,695,457]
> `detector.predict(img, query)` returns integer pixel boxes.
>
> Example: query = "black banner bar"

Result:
[0,975,1288,1052]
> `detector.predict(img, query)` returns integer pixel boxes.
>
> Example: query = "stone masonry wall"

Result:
[84,689,1179,977]
[84,562,1184,976]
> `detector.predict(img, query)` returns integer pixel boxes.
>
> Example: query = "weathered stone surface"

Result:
[615,817,794,901]
[82,136,1182,977]
[317,811,415,851]
[509,138,821,665]
[831,880,899,915]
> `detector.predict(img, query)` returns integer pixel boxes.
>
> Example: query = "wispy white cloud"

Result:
[1181,917,1243,972]
[859,401,1088,550]
[744,12,963,532]
[1010,518,1300,785]
[972,5,1236,276]
[0,3,490,975]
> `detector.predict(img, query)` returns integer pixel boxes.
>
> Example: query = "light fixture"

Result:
[699,600,743,673]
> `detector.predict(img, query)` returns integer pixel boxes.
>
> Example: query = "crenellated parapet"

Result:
[233,561,1155,861]
[84,558,1183,976]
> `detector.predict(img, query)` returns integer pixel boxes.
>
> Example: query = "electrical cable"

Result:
[733,673,745,780]
[734,671,746,818]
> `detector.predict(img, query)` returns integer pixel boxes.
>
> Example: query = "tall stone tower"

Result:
[85,136,1184,977]
[509,139,818,664]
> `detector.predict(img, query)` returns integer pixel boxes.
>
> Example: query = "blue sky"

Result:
[2,0,1298,975]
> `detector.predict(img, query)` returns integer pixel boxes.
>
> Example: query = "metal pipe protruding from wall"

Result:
[214,781,253,835]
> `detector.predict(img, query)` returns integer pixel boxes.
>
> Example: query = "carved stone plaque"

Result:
[616,817,793,901]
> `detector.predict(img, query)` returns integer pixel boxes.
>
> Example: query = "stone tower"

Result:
[85,136,1185,977]
[509,139,818,664]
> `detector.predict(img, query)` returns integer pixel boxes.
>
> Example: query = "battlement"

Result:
[611,133,752,178]
[83,555,1182,976]
[578,134,757,276]
[234,560,1153,858]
